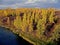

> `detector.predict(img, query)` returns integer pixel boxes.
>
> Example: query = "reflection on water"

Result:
[0,27,33,45]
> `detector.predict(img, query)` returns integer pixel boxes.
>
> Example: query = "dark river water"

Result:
[0,27,33,45]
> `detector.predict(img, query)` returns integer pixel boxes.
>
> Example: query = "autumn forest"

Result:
[0,8,60,45]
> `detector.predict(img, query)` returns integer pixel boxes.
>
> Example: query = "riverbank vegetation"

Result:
[0,8,60,45]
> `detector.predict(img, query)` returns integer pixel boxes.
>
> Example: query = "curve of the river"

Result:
[0,26,33,45]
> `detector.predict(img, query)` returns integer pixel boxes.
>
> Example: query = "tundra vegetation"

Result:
[0,8,60,45]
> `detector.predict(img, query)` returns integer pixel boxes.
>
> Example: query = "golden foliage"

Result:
[0,8,60,45]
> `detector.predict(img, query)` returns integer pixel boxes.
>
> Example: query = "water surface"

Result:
[0,26,33,45]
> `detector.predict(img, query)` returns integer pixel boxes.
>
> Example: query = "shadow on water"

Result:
[0,26,33,45]
[16,34,33,45]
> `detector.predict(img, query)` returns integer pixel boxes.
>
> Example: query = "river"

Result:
[0,26,33,45]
